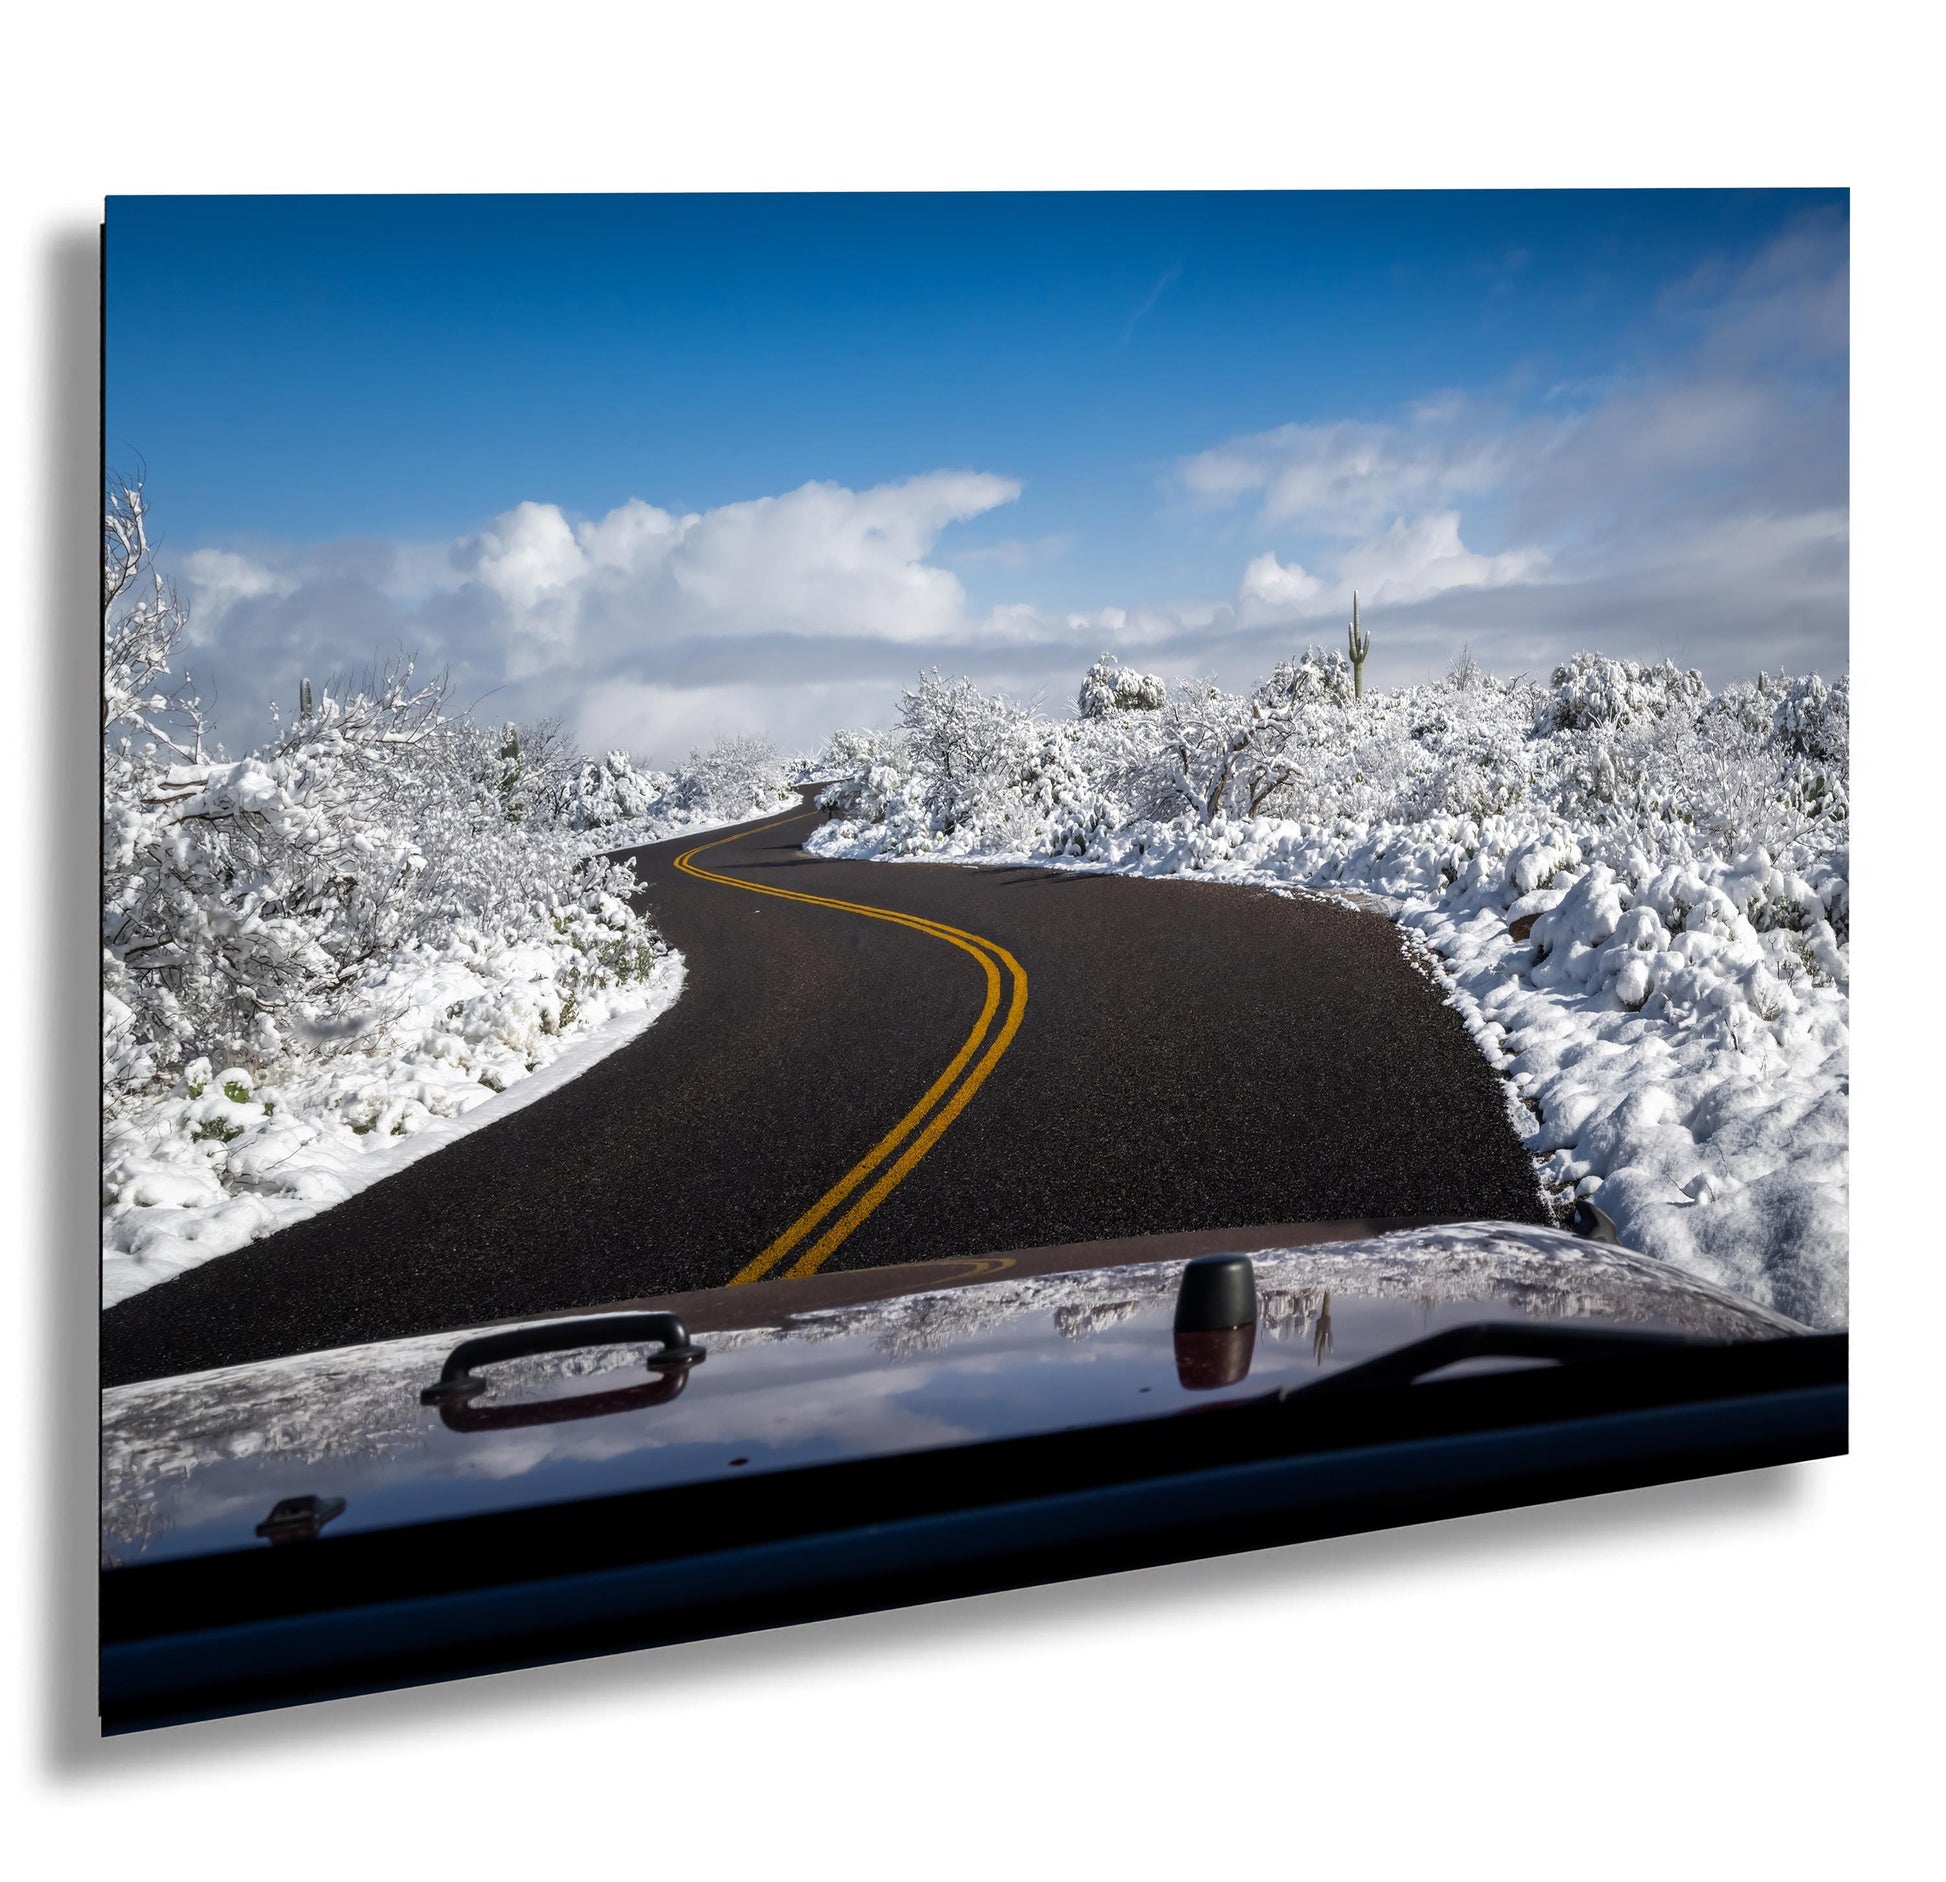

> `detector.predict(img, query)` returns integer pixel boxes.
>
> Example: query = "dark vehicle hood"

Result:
[101,1222,1804,1569]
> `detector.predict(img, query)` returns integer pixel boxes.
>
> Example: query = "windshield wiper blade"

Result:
[1285,1321,1706,1400]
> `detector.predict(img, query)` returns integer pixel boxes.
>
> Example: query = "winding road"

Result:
[99,795,1548,1387]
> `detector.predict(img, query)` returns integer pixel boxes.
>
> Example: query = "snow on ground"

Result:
[101,927,685,1307]
[808,655,1850,1328]
[573,794,798,857]
[99,716,791,1311]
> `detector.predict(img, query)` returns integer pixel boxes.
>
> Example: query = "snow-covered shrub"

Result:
[1638,706,1802,855]
[553,734,794,853]
[556,748,673,832]
[1136,663,1325,824]
[1077,653,1166,718]
[813,725,921,827]
[1543,651,1708,734]
[897,669,1037,833]
[103,654,655,1090]
[491,718,577,826]
[670,731,794,818]
[1145,677,1272,823]
[1266,644,1356,711]
[1770,670,1849,765]
[102,474,207,765]
[814,726,901,784]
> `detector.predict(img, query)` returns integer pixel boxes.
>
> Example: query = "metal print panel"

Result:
[98,191,1849,1730]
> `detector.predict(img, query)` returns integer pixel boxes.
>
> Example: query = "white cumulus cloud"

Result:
[1236,551,1324,624]
[1338,512,1548,606]
[178,549,296,644]
[178,470,1036,764]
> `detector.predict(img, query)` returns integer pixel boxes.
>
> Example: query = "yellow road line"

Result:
[671,811,1028,1283]
[738,947,1001,1281]
[783,956,1027,1278]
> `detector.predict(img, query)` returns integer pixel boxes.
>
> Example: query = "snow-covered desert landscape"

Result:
[100,478,797,1304]
[97,192,1851,1339]
[806,650,1849,1326]
[103,466,1850,1327]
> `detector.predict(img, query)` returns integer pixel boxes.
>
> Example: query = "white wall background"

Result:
[3,6,1931,1877]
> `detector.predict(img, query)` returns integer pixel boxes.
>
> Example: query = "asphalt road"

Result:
[100,796,1548,1386]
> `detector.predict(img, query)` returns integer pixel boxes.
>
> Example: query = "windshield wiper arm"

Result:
[1285,1321,1706,1400]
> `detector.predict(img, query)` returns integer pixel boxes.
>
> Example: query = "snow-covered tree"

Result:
[1544,651,1708,734]
[1139,650,1360,824]
[494,717,577,825]
[1077,653,1165,719]
[556,749,673,831]
[672,731,793,816]
[102,471,206,761]
[897,669,1032,832]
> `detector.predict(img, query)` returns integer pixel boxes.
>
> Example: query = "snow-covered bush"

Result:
[1543,651,1709,734]
[1144,676,1291,822]
[556,748,672,832]
[1130,646,1379,824]
[1269,644,1357,712]
[491,718,577,826]
[1077,653,1166,718]
[814,726,899,780]
[1769,670,1849,766]
[896,669,1037,834]
[671,731,794,818]
[553,734,795,854]
[103,656,660,1091]
[812,725,918,824]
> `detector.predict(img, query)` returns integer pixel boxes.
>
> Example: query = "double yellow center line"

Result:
[673,810,1029,1285]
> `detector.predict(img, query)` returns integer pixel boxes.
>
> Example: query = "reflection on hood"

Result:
[102,1223,1803,1562]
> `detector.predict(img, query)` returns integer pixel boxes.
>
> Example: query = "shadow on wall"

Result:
[37,222,109,1773]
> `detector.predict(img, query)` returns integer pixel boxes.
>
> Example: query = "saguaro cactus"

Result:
[1347,591,1370,701]
[499,723,524,821]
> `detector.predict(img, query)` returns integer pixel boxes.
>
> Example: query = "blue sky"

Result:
[106,191,1848,762]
